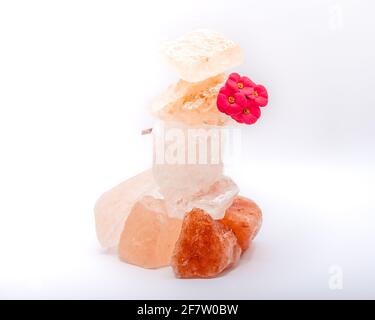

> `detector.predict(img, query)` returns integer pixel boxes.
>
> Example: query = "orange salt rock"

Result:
[118,196,182,269]
[171,208,241,278]
[219,196,262,252]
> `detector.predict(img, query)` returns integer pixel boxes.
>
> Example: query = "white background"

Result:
[0,0,374,299]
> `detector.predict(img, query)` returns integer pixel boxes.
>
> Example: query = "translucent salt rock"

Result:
[220,196,262,251]
[162,29,244,83]
[166,176,239,219]
[151,73,231,126]
[118,196,182,269]
[94,170,158,249]
[152,120,238,218]
[171,208,241,278]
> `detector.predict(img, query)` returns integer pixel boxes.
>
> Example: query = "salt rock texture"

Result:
[220,196,262,252]
[165,176,239,220]
[118,196,182,269]
[153,120,226,218]
[94,170,158,249]
[171,208,241,278]
[151,73,230,126]
[162,29,244,83]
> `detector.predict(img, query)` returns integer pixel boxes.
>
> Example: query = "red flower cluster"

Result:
[217,73,268,124]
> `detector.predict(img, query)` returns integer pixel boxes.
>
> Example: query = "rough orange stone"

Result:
[118,196,182,269]
[171,208,241,278]
[220,196,262,252]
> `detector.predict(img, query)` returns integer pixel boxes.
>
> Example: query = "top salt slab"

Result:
[162,29,244,82]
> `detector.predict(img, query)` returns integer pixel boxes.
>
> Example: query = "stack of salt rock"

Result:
[94,30,262,278]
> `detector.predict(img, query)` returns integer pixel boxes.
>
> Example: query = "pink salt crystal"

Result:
[151,74,231,126]
[118,196,182,269]
[171,208,241,278]
[153,120,238,219]
[180,176,239,219]
[220,196,262,252]
[94,170,158,249]
[161,29,244,83]
[160,175,239,220]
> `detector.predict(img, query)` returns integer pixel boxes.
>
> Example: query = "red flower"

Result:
[217,87,247,115]
[216,72,269,125]
[231,104,261,125]
[226,73,256,92]
[242,85,268,107]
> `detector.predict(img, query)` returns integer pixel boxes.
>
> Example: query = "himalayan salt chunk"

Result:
[151,73,231,126]
[183,176,239,219]
[164,176,239,220]
[153,120,226,219]
[171,208,241,278]
[94,170,158,249]
[118,196,182,269]
[162,29,244,82]
[220,196,262,252]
